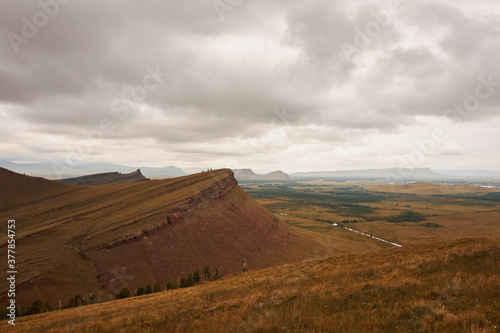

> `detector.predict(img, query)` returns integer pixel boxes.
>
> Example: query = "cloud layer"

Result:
[1,0,499,172]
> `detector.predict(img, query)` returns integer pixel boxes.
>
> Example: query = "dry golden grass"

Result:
[274,213,393,254]
[351,204,500,245]
[365,182,497,195]
[3,238,498,332]
[254,198,287,205]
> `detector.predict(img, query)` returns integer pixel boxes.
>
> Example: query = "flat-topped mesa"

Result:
[58,169,150,186]
[233,168,291,180]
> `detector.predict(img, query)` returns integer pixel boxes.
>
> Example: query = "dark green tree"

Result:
[213,268,221,280]
[43,302,52,313]
[116,287,131,299]
[145,283,152,294]
[180,274,195,288]
[74,294,85,306]
[30,300,43,314]
[135,286,146,296]
[166,281,178,290]
[187,273,194,286]
[203,264,211,280]
[21,305,31,316]
[68,297,75,308]
[193,270,201,285]
[153,282,162,293]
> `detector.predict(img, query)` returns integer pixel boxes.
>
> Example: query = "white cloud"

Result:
[0,0,499,171]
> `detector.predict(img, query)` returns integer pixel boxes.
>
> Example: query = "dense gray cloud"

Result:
[0,0,499,172]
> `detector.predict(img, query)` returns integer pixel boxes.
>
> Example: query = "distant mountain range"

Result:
[290,167,499,182]
[2,159,499,182]
[0,160,186,179]
[291,167,464,182]
[435,169,500,179]
[233,169,291,180]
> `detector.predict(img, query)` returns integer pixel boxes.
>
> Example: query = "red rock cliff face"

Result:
[166,171,237,223]
[88,170,238,250]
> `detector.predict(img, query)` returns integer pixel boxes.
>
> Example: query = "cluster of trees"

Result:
[0,294,94,319]
[134,282,162,296]
[431,192,500,206]
[116,265,222,301]
[64,294,92,307]
[178,265,221,288]
[386,210,426,223]
[0,299,52,318]
[4,264,224,318]
[422,222,443,228]
[22,300,51,315]
[325,203,375,216]
[116,282,163,299]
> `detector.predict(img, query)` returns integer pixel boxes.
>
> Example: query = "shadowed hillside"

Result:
[0,168,77,207]
[3,238,498,332]
[0,160,186,179]
[57,169,149,186]
[0,169,318,307]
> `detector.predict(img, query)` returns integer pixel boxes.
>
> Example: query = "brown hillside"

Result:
[5,238,499,332]
[0,168,77,208]
[0,169,316,306]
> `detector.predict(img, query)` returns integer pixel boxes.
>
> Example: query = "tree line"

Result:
[2,264,223,318]
[116,264,222,299]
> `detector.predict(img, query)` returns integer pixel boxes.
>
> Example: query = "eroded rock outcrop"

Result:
[90,170,237,250]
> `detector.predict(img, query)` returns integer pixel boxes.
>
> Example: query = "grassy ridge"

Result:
[4,238,499,332]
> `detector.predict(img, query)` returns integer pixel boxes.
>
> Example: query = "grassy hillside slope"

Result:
[3,238,498,332]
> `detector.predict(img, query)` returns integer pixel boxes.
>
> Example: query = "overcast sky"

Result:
[1,0,499,173]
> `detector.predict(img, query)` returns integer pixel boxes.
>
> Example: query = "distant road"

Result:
[277,211,403,248]
[340,225,402,247]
